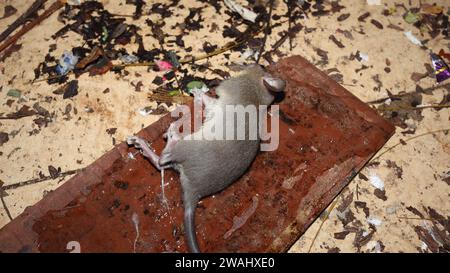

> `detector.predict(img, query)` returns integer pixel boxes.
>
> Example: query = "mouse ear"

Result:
[263,75,285,92]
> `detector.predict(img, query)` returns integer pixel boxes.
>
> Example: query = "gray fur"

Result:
[129,66,285,252]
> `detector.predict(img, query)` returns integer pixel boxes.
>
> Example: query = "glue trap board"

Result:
[0,56,394,253]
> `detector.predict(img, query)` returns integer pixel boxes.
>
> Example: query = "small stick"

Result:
[0,0,47,43]
[0,196,13,221]
[0,181,13,221]
[371,128,450,162]
[379,104,450,111]
[0,0,66,54]
[256,0,275,64]
[307,197,340,252]
[32,27,263,84]
[113,34,256,69]
[1,168,82,191]
[366,83,450,104]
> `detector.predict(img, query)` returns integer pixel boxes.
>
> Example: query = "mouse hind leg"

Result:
[127,136,171,207]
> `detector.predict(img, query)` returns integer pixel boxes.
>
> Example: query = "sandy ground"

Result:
[0,0,449,253]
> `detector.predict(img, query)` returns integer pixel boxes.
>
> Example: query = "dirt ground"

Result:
[0,0,449,253]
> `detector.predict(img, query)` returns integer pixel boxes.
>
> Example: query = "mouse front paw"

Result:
[127,136,154,152]
[127,136,145,149]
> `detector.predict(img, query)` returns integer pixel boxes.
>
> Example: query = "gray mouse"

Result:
[127,65,285,252]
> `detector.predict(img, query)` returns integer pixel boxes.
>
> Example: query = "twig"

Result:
[32,28,262,84]
[307,197,340,252]
[366,83,450,104]
[114,30,261,69]
[0,0,65,54]
[378,104,450,111]
[307,128,449,252]
[33,21,264,84]
[0,181,13,221]
[397,216,435,222]
[1,168,82,191]
[371,128,450,163]
[0,180,13,221]
[0,0,47,43]
[31,71,71,84]
[256,0,275,64]
[0,195,13,221]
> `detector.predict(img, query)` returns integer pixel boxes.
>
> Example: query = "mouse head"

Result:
[242,64,286,105]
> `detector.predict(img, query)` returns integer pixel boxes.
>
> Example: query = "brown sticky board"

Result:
[0,56,394,252]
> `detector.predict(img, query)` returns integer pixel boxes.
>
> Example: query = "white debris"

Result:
[253,51,260,61]
[128,152,136,160]
[160,168,169,208]
[224,196,259,239]
[367,216,382,226]
[83,106,94,113]
[367,0,381,5]
[190,85,210,96]
[366,240,382,253]
[67,0,82,5]
[359,52,369,62]
[386,202,401,214]
[138,107,153,116]
[404,118,417,130]
[420,241,428,251]
[224,0,258,23]
[385,98,392,105]
[368,173,385,190]
[242,47,255,60]
[404,31,423,46]
[119,54,139,64]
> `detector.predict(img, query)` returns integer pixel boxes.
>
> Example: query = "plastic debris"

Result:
[367,216,382,226]
[430,53,450,83]
[138,106,153,116]
[358,52,369,62]
[167,90,181,96]
[366,240,383,253]
[366,0,381,5]
[167,51,180,68]
[119,54,139,64]
[224,0,258,23]
[67,0,82,5]
[56,51,79,75]
[404,11,421,24]
[7,89,22,98]
[127,152,136,160]
[368,173,385,190]
[186,80,209,95]
[101,26,108,43]
[155,60,173,71]
[242,47,255,60]
[404,31,423,46]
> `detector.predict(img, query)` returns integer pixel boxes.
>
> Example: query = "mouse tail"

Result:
[183,192,200,253]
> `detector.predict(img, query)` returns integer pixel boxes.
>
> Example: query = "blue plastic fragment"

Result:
[56,51,79,75]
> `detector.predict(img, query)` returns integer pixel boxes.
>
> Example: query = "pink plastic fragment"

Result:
[156,60,173,71]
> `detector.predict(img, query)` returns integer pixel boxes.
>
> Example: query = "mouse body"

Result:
[127,65,285,252]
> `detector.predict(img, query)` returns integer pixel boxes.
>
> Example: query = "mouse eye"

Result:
[263,75,285,92]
